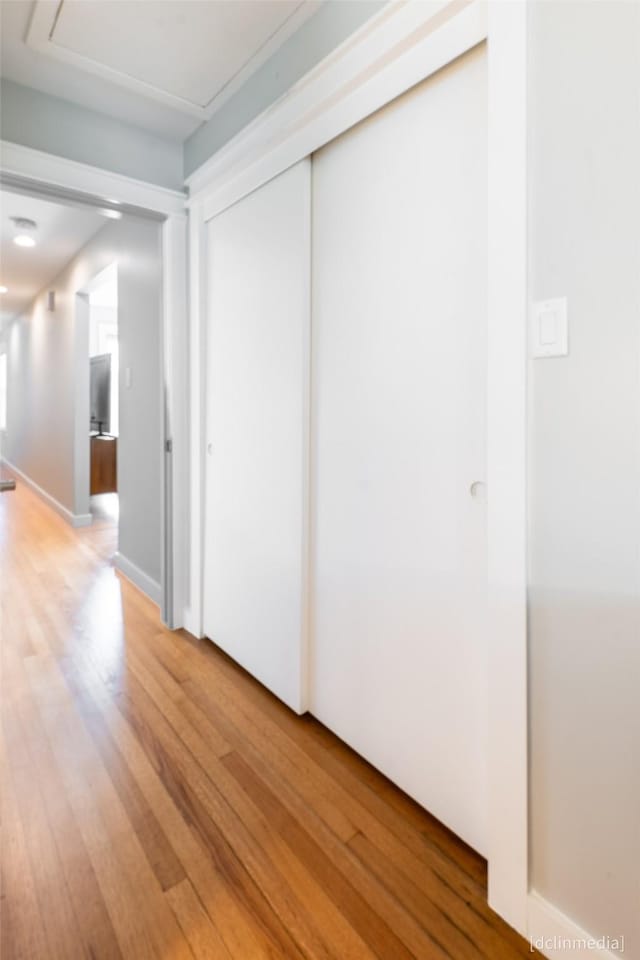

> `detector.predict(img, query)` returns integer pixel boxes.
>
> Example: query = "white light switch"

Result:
[532,297,568,358]
[539,310,557,345]
[125,367,133,388]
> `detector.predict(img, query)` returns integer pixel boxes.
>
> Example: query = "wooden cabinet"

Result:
[90,435,117,495]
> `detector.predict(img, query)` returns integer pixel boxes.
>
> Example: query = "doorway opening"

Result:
[88,262,119,526]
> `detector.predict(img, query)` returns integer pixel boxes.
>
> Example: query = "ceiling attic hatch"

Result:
[26,0,320,120]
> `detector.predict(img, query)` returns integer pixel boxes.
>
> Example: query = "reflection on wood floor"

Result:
[0,476,535,959]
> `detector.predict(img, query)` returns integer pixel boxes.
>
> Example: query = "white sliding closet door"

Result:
[204,160,310,713]
[310,46,488,852]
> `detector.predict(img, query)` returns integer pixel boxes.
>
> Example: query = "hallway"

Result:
[0,479,533,960]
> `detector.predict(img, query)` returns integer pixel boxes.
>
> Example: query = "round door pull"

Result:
[469,481,486,500]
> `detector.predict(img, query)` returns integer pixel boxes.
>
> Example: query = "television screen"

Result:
[90,353,111,434]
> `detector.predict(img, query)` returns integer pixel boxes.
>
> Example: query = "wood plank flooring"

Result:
[0,478,535,959]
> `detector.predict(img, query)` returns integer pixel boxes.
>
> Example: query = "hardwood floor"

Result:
[0,478,534,959]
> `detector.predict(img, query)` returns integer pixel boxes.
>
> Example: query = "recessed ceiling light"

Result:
[0,286,7,294]
[100,208,123,220]
[11,216,37,247]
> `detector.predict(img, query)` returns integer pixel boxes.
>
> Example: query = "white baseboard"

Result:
[113,551,161,606]
[528,891,626,960]
[1,459,92,527]
[182,606,204,640]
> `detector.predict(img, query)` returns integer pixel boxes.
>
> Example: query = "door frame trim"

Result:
[0,142,188,628]
[187,0,529,937]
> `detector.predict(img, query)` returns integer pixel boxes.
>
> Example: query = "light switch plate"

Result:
[532,297,568,358]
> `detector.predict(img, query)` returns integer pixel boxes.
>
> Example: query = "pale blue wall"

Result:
[0,79,184,190]
[184,0,386,178]
[0,3,385,187]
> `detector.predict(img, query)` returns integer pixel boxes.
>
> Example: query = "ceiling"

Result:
[0,0,320,141]
[0,188,106,324]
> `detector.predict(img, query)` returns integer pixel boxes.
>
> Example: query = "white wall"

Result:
[4,215,163,586]
[89,303,118,357]
[89,304,117,357]
[0,332,8,436]
[528,2,640,955]
[5,284,77,511]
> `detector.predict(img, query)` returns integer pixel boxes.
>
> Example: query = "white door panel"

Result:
[204,160,310,713]
[310,46,488,852]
